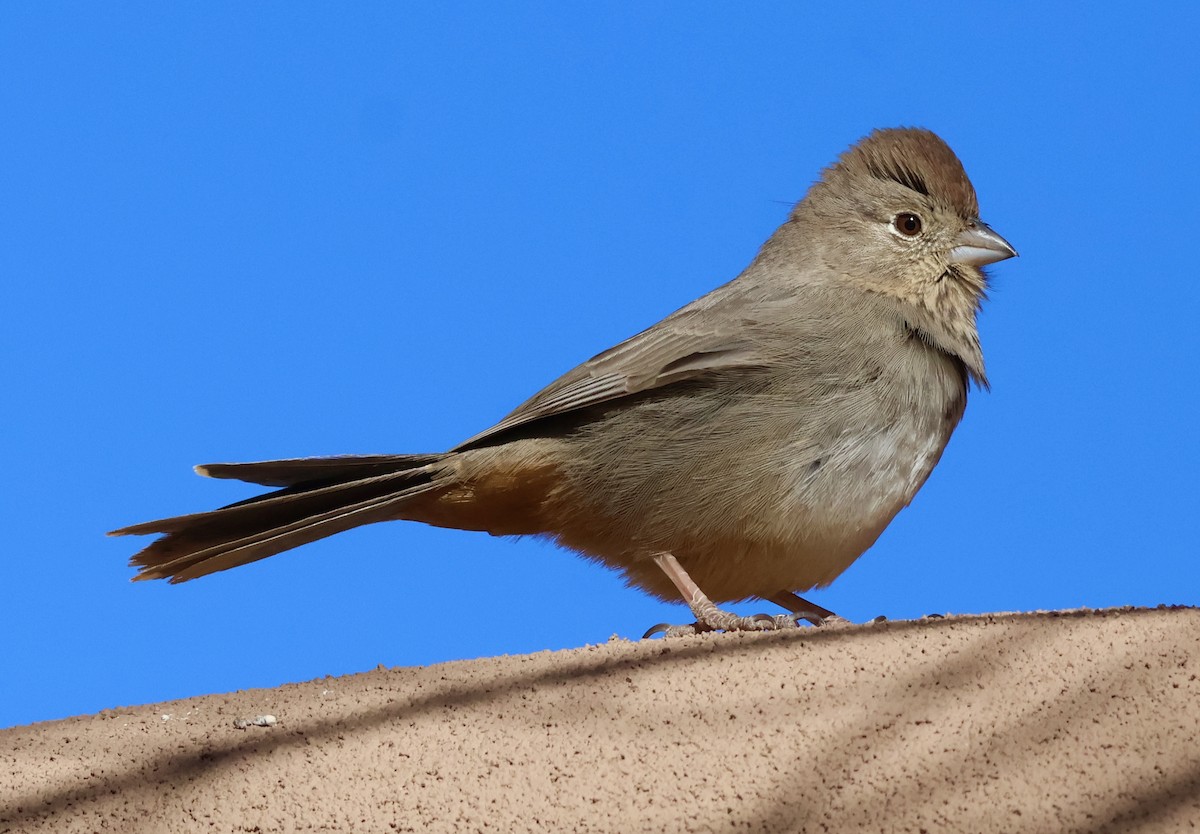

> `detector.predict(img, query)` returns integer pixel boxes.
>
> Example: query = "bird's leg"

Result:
[642,552,796,638]
[766,590,837,627]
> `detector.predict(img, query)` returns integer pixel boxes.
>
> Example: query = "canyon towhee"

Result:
[111,127,1016,634]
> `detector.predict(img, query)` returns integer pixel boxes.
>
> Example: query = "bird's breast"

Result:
[767,345,967,583]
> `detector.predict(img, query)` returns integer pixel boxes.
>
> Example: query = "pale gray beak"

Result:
[948,221,1017,267]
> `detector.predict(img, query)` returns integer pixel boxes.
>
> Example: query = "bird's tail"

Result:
[109,454,447,583]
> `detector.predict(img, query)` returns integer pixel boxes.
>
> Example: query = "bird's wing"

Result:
[454,303,767,449]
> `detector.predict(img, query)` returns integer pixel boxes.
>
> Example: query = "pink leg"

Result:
[766,591,836,627]
[643,552,797,638]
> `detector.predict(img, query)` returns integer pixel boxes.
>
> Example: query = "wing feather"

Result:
[455,303,766,449]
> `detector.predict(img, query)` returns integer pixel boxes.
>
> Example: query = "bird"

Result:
[110,127,1017,635]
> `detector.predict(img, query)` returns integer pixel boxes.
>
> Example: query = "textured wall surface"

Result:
[2,607,1197,833]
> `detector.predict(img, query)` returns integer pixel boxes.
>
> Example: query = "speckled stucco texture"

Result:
[2,607,1198,833]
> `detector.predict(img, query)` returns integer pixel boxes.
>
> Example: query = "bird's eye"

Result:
[893,213,923,237]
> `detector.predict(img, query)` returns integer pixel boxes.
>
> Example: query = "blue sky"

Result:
[2,3,1197,729]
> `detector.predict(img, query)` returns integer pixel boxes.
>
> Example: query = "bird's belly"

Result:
[541,356,965,602]
[763,409,954,587]
[593,407,957,603]
[794,416,949,525]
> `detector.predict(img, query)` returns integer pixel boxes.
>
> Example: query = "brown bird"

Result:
[111,127,1016,634]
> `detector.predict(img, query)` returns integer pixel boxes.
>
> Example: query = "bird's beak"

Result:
[948,221,1018,267]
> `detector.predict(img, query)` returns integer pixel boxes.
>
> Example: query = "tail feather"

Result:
[197,454,443,487]
[136,480,441,583]
[110,468,426,537]
[110,454,448,583]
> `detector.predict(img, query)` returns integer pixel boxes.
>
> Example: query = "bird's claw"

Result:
[643,611,801,639]
[789,610,829,628]
[642,622,678,639]
[643,622,696,639]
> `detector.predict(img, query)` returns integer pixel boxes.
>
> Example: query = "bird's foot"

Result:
[643,552,834,638]
[766,591,836,627]
[642,602,799,639]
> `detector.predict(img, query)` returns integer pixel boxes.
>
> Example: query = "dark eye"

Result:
[893,213,923,236]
